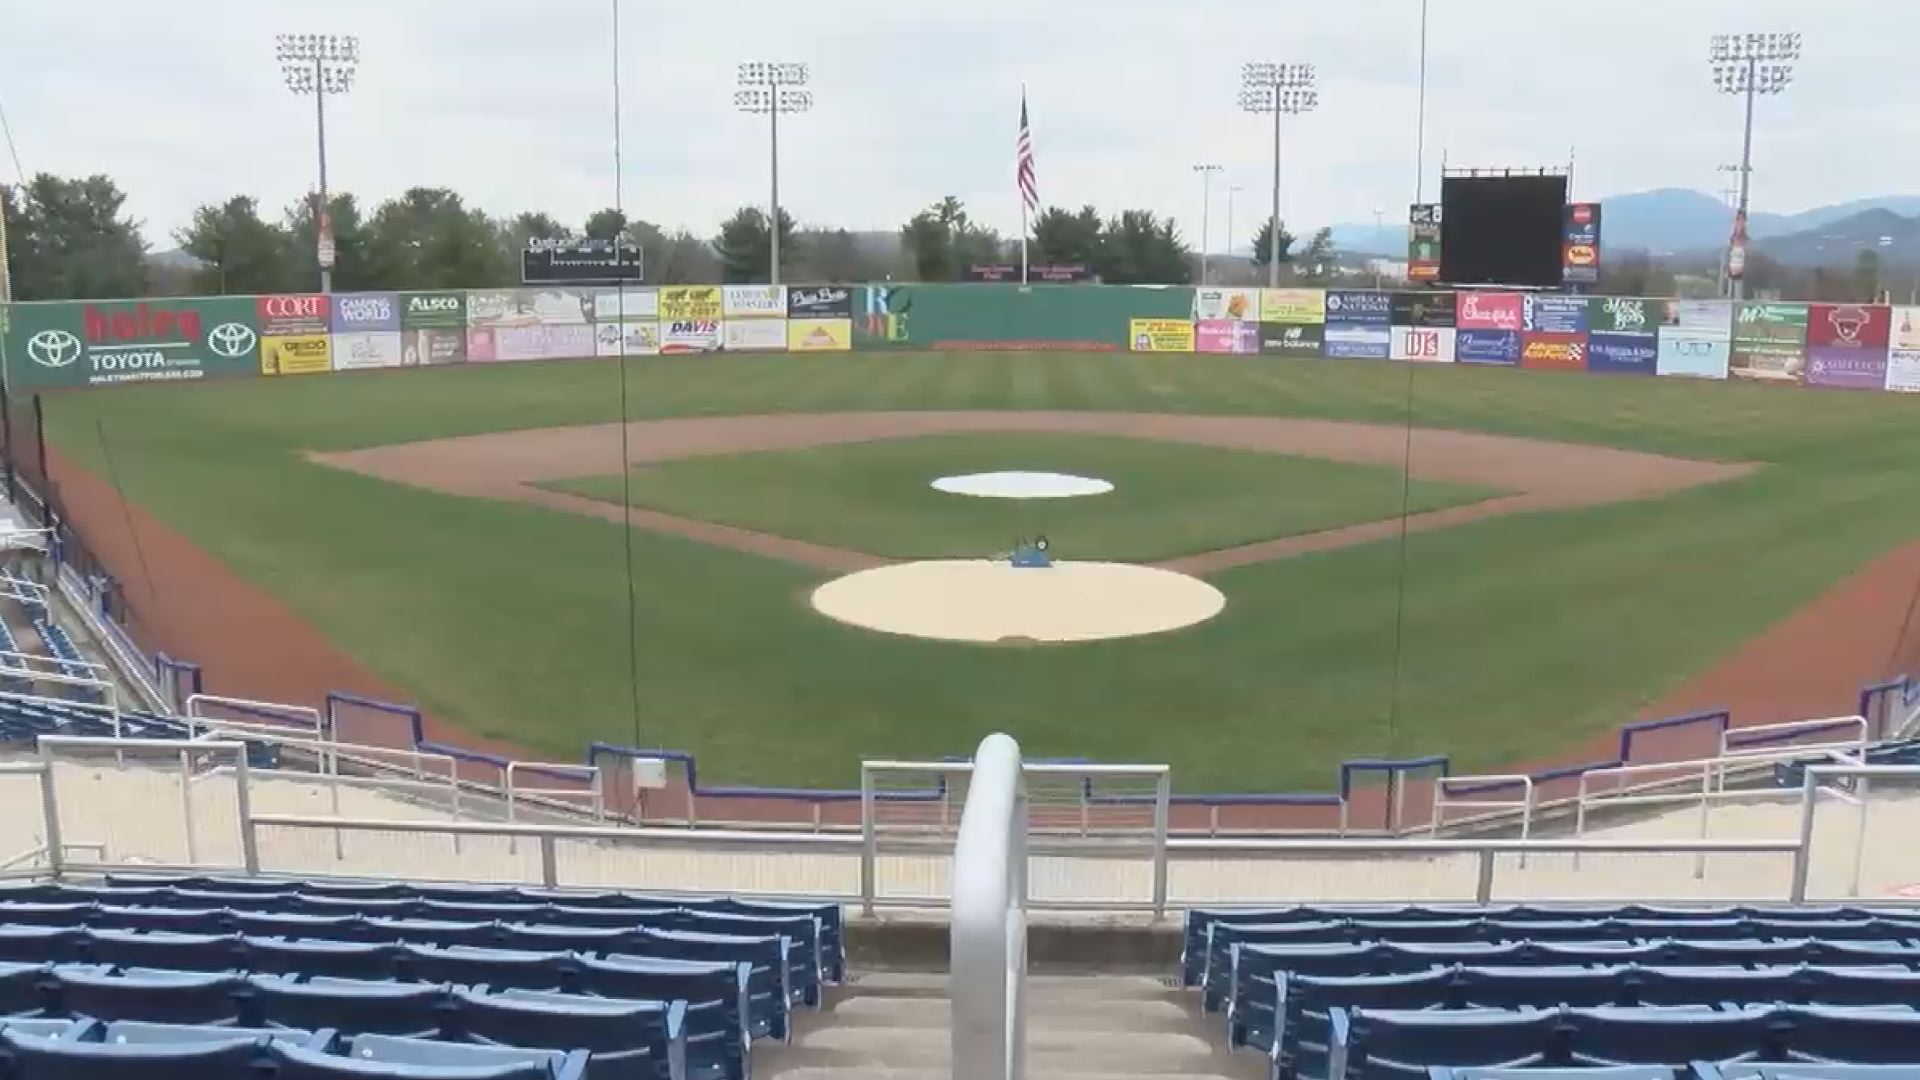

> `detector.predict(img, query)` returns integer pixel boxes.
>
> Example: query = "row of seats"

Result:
[1330,1004,1920,1080]
[1237,963,1920,1072]
[29,620,96,701]
[1777,737,1920,788]
[76,877,844,979]
[1183,905,1920,987]
[0,1007,620,1078]
[0,698,198,750]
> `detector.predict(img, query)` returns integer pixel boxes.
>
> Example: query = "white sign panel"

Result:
[722,285,788,318]
[723,319,788,351]
[331,331,405,370]
[1390,326,1456,363]
[661,319,722,354]
[1192,288,1261,322]
[594,321,661,357]
[1887,348,1920,392]
[590,288,660,322]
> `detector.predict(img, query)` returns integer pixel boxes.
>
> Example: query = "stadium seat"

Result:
[100,1019,329,1049]
[241,974,452,1037]
[344,1033,588,1079]
[170,888,294,911]
[1429,1070,1678,1080]
[1801,965,1920,1007]
[452,988,689,1080]
[227,910,371,942]
[364,918,501,949]
[0,959,50,1015]
[0,903,95,929]
[1700,1064,1920,1080]
[1625,965,1803,1008]
[1332,1007,1560,1080]
[624,929,792,1036]
[0,925,85,965]
[418,901,551,925]
[1262,969,1455,1076]
[268,1039,582,1079]
[496,923,635,954]
[1454,965,1627,1009]
[1561,1005,1775,1066]
[1778,1004,1920,1063]
[571,959,747,1077]
[673,909,826,1003]
[397,944,576,992]
[291,896,421,920]
[1659,939,1810,968]
[84,929,241,972]
[1,1024,265,1079]
[708,898,845,983]
[242,937,403,981]
[536,906,674,931]
[88,906,224,935]
[49,965,244,1024]
[298,881,414,901]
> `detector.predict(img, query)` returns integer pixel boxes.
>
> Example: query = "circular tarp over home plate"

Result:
[811,559,1224,644]
[930,471,1114,499]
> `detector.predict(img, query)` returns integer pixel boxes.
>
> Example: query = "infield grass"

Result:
[542,433,1501,561]
[39,352,1920,791]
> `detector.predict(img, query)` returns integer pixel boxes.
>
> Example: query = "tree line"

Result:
[0,173,1340,300]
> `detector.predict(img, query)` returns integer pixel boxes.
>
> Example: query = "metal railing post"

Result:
[859,764,877,915]
[1474,848,1495,903]
[1789,768,1817,903]
[1150,772,1170,918]
[540,834,558,888]
[1694,762,1712,879]
[235,748,260,876]
[1850,775,1871,899]
[36,748,63,879]
[179,749,199,867]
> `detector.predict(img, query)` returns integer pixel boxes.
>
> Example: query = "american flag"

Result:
[1016,91,1038,214]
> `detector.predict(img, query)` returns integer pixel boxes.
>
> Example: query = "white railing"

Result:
[1430,774,1534,864]
[1791,762,1920,900]
[950,733,1026,1080]
[1718,714,1869,762]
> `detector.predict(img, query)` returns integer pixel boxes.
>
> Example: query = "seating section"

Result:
[0,695,201,748]
[1178,903,1920,1080]
[0,874,849,1080]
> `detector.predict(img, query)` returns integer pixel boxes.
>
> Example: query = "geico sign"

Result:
[262,295,326,319]
[337,297,394,323]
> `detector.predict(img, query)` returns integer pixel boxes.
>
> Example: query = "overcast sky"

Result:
[0,0,1905,249]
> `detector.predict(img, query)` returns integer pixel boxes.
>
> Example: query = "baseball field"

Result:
[37,351,1920,792]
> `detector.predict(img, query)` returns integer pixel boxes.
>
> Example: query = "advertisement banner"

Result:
[588,287,659,322]
[659,286,723,322]
[1259,288,1326,324]
[1587,331,1658,375]
[1522,294,1588,334]
[722,285,788,319]
[1891,307,1920,351]
[468,288,594,327]
[1563,203,1602,285]
[1192,288,1261,322]
[259,333,332,375]
[1520,331,1586,372]
[400,291,466,329]
[1129,318,1196,353]
[332,330,405,370]
[1806,303,1890,350]
[722,318,788,351]
[594,320,661,357]
[1261,322,1324,356]
[1657,329,1731,379]
[1731,302,1809,381]
[494,323,595,362]
[1324,325,1391,359]
[1324,291,1391,325]
[1456,329,1520,365]
[1806,345,1889,390]
[788,285,854,319]
[1390,291,1456,327]
[402,328,466,366]
[6,298,262,389]
[1391,326,1457,362]
[661,318,723,354]
[1195,319,1259,354]
[788,318,853,352]
[1456,292,1525,330]
[257,294,330,336]
[466,327,496,362]
[1588,297,1660,335]
[329,292,401,333]
[1408,204,1442,283]
[1887,349,1920,392]
[1664,299,1733,334]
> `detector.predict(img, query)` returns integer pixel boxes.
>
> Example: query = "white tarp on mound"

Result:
[930,471,1114,499]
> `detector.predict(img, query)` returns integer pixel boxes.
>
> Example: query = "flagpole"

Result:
[1020,83,1030,285]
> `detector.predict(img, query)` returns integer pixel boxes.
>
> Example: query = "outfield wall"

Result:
[3,285,1914,395]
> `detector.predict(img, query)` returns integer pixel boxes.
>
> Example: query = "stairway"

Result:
[759,971,1263,1080]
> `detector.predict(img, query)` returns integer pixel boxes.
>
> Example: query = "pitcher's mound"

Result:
[811,560,1225,643]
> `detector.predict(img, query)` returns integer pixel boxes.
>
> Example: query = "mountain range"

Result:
[1326,190,1920,268]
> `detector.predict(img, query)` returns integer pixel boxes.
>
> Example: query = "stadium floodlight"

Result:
[1239,62,1319,287]
[734,62,813,286]
[276,33,360,294]
[1708,30,1799,300]
[1192,164,1222,284]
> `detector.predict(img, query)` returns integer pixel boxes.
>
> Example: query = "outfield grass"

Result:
[39,353,1920,791]
[542,433,1501,561]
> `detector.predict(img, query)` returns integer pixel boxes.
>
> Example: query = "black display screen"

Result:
[1439,175,1568,288]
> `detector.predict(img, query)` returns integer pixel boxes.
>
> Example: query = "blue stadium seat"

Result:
[625,929,792,1037]
[418,901,551,925]
[49,965,244,1024]
[1562,1005,1775,1066]
[535,907,674,932]
[1700,1063,1920,1080]
[1228,945,1395,1016]
[227,910,371,943]
[1778,1005,1920,1063]
[291,896,421,920]
[268,1039,581,1079]
[100,1019,329,1049]
[572,958,747,1076]
[89,906,224,935]
[674,910,824,1002]
[708,898,845,983]
[1616,919,1755,941]
[1526,942,1667,967]
[1483,920,1612,943]
[171,888,293,910]
[1384,942,1526,968]
[0,959,50,1015]
[496,923,635,955]
[343,1033,588,1080]
[1659,939,1809,968]
[1808,940,1920,966]
[242,937,403,981]
[0,1018,88,1041]
[1802,965,1920,1007]
[511,891,638,910]
[1455,965,1627,1009]
[0,925,84,965]
[1750,918,1885,942]
[1,1024,265,1079]
[1351,920,1484,944]
[84,929,240,972]
[397,944,576,993]
[298,882,414,901]
[1627,965,1803,1008]
[1429,1069,1677,1080]
[364,919,501,949]
[1263,969,1455,1077]
[1333,1007,1559,1080]
[242,975,451,1037]
[0,903,96,929]
[453,988,689,1080]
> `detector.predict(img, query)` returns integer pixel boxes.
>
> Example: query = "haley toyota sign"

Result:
[7,299,262,388]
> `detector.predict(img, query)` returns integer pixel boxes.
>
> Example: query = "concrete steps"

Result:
[759,972,1258,1080]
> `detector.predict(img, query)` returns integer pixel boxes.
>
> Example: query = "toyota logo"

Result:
[25,330,83,369]
[207,323,258,359]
